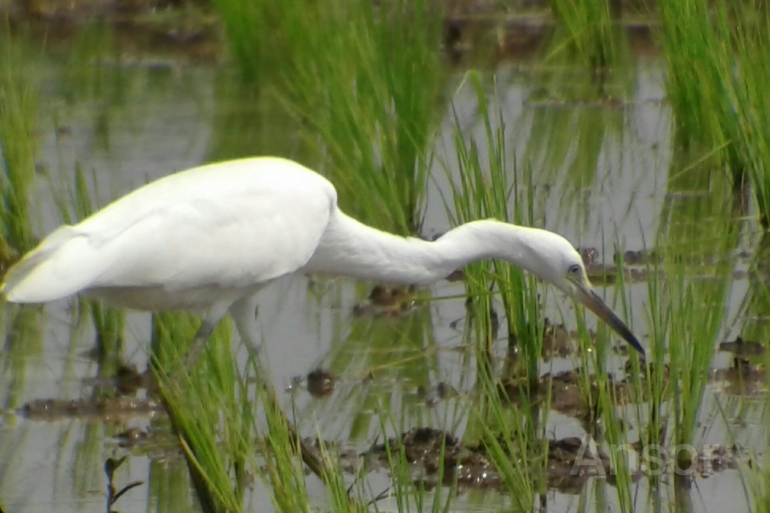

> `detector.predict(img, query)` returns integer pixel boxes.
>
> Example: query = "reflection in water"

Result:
[0,20,765,513]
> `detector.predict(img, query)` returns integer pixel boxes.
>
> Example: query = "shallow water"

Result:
[0,18,766,513]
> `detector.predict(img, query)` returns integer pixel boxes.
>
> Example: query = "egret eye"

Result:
[568,264,581,275]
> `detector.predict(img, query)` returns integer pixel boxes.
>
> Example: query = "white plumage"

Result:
[4,158,335,308]
[2,156,644,363]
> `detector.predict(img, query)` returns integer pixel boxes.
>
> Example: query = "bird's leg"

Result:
[229,296,331,483]
[182,301,231,374]
[229,296,262,366]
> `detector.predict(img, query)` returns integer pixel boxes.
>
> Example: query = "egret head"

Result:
[527,231,645,356]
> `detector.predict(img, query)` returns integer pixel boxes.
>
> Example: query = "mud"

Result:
[305,368,338,398]
[20,396,162,421]
[718,337,765,357]
[299,427,744,493]
[352,285,419,317]
[709,357,767,396]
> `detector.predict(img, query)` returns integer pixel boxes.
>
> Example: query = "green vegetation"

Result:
[3,1,770,512]
[547,0,617,68]
[0,32,38,258]
[443,77,550,508]
[212,0,446,234]
[660,0,770,224]
[445,74,543,382]
[153,313,250,512]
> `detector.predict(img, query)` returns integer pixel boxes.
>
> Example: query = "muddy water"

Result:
[0,28,765,513]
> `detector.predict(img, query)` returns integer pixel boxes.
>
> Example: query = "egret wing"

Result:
[91,187,333,290]
[2,158,337,303]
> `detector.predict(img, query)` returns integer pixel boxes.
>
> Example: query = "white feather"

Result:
[1,155,644,355]
[3,157,335,307]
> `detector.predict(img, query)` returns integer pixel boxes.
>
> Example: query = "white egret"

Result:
[1,156,645,365]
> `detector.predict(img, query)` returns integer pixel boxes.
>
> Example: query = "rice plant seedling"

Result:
[154,310,368,513]
[470,359,544,510]
[9,0,770,510]
[287,0,445,235]
[315,303,439,439]
[658,161,739,450]
[445,72,543,385]
[374,412,458,513]
[60,22,115,104]
[658,0,733,155]
[721,2,770,226]
[664,260,734,452]
[213,0,446,235]
[0,30,43,413]
[0,305,41,409]
[605,157,739,496]
[658,0,770,219]
[637,255,667,469]
[0,31,39,257]
[750,467,770,513]
[572,263,639,512]
[153,313,251,513]
[207,78,308,163]
[208,0,303,85]
[58,23,160,152]
[546,0,617,69]
[440,72,546,505]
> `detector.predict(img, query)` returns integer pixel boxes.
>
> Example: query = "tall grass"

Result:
[657,157,739,450]
[0,31,38,257]
[660,0,770,223]
[722,2,770,225]
[441,73,547,505]
[154,312,369,512]
[658,0,732,155]
[0,30,42,414]
[153,313,252,513]
[213,0,446,234]
[317,303,439,439]
[445,73,543,386]
[547,0,617,68]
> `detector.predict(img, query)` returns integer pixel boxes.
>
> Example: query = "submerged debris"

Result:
[20,397,162,421]
[113,426,183,460]
[352,285,418,317]
[499,369,640,423]
[314,428,611,493]
[105,456,143,513]
[289,368,338,398]
[416,381,459,407]
[718,337,765,357]
[304,427,746,493]
[306,369,337,398]
[81,363,155,395]
[115,427,151,447]
[541,319,577,360]
[579,248,600,268]
[709,357,767,395]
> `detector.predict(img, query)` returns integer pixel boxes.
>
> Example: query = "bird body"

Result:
[3,158,336,310]
[1,156,645,357]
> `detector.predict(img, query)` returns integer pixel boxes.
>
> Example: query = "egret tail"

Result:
[2,226,105,303]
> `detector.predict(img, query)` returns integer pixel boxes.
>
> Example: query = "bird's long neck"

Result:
[301,211,543,285]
